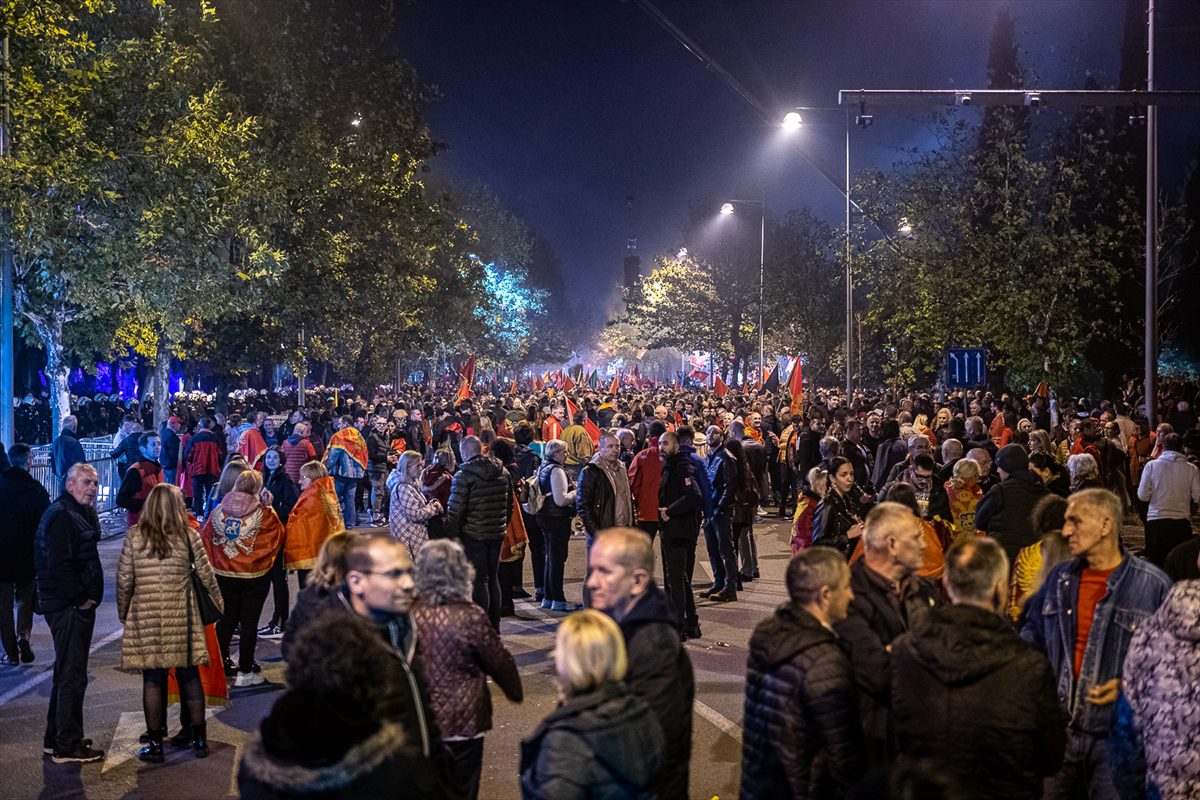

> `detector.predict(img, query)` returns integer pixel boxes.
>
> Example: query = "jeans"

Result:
[539,515,573,602]
[446,737,485,800]
[0,577,35,657]
[368,466,388,522]
[523,512,545,597]
[332,476,358,529]
[1043,730,1119,800]
[215,574,271,672]
[44,606,96,753]
[702,518,726,589]
[192,475,217,516]
[462,537,502,631]
[266,551,289,627]
[737,521,758,578]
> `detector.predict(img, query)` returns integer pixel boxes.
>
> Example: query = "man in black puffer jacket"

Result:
[974,443,1048,564]
[445,435,512,630]
[741,548,864,800]
[588,528,694,800]
[891,538,1065,799]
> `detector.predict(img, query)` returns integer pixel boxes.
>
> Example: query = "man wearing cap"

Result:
[974,443,1050,564]
[160,416,184,487]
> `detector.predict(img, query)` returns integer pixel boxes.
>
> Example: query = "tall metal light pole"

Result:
[844,108,852,399]
[1144,0,1157,424]
[720,199,766,381]
[1,34,14,449]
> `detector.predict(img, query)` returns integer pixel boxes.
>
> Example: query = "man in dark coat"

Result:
[974,443,1049,564]
[445,435,512,630]
[34,463,106,763]
[741,547,864,799]
[51,416,87,491]
[657,431,703,637]
[0,444,51,665]
[834,501,939,765]
[588,528,694,800]
[891,538,1065,799]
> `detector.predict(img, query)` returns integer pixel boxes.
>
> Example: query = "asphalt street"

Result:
[0,515,798,800]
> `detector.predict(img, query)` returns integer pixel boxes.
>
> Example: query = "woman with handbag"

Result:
[116,483,224,764]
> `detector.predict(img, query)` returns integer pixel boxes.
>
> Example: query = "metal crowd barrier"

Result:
[28,437,125,514]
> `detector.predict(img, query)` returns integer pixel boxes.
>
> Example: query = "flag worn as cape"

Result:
[238,427,268,469]
[714,375,729,398]
[788,358,804,416]
[327,426,369,472]
[285,475,345,569]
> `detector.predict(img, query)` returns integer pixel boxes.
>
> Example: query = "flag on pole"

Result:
[609,374,619,394]
[510,379,518,395]
[454,376,470,405]
[788,358,804,416]
[565,395,601,445]
[533,374,543,391]
[714,375,729,398]
[458,355,476,386]
[763,365,780,393]
[562,373,576,392]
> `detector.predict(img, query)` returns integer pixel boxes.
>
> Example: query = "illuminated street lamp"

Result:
[782,107,854,397]
[898,217,913,237]
[719,200,766,383]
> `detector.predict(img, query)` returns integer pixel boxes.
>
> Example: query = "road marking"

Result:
[694,698,743,744]
[0,626,125,707]
[102,708,246,794]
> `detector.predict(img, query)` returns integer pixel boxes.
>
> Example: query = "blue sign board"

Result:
[945,348,987,388]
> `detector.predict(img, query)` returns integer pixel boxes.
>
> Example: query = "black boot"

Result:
[191,722,209,758]
[138,729,165,764]
[169,726,194,748]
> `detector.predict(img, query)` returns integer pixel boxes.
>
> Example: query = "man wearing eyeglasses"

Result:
[282,532,449,778]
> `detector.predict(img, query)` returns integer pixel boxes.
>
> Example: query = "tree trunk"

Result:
[152,339,171,429]
[39,318,71,438]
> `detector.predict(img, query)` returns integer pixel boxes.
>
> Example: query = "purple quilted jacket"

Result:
[411,599,523,738]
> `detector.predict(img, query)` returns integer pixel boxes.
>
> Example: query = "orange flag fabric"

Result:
[285,475,346,569]
[788,359,804,416]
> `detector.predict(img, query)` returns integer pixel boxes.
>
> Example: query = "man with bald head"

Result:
[834,501,939,765]
[588,528,694,800]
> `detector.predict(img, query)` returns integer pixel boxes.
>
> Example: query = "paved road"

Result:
[0,516,798,799]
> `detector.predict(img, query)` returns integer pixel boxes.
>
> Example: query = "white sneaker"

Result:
[235,671,265,687]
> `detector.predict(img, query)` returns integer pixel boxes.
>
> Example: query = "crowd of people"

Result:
[2,376,1199,798]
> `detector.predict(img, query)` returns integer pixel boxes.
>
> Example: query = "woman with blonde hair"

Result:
[285,460,344,589]
[520,610,663,799]
[200,468,284,687]
[388,450,443,553]
[1008,494,1071,621]
[280,530,359,662]
[117,483,223,763]
[944,457,984,543]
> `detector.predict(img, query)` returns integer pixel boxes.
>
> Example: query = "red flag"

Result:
[609,375,619,394]
[533,374,543,391]
[458,355,476,386]
[714,375,729,398]
[788,358,804,416]
[454,376,470,405]
[509,379,518,395]
[565,394,601,445]
[562,373,576,392]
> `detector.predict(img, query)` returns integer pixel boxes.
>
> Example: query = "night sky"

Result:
[397,1,1200,323]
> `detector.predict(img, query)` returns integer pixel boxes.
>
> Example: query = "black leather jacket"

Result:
[576,462,617,534]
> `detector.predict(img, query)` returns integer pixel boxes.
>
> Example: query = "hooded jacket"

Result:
[973,470,1049,564]
[237,691,447,800]
[201,491,285,578]
[520,681,664,800]
[445,454,513,542]
[1110,580,1200,800]
[891,604,1065,800]
[740,603,864,800]
[616,583,694,800]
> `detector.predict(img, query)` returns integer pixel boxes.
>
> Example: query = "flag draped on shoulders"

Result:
[238,427,268,469]
[286,475,345,569]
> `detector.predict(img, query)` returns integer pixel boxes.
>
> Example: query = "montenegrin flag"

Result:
[787,358,804,416]
[714,375,729,398]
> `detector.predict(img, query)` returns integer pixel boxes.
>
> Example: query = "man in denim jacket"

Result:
[1021,488,1170,800]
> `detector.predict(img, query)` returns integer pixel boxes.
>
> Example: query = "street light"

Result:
[897,217,913,237]
[782,107,854,399]
[718,199,766,385]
